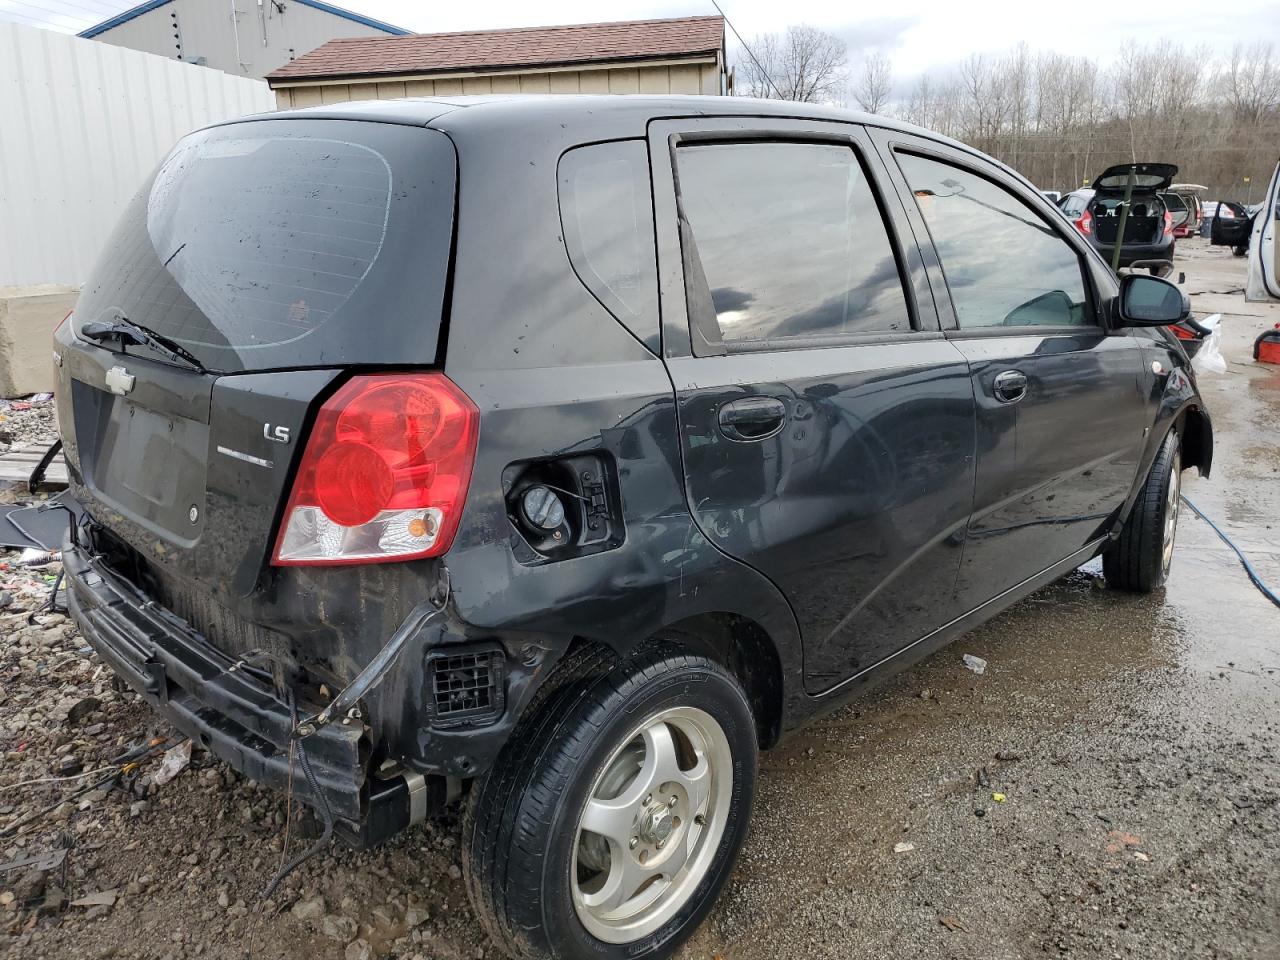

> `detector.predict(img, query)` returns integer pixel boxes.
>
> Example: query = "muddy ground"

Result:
[1,239,1277,960]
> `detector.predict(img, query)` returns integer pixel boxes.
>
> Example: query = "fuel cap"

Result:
[521,485,566,532]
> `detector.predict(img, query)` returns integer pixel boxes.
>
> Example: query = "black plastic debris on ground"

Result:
[0,498,72,551]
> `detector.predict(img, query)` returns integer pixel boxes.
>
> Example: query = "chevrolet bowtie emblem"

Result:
[105,366,135,396]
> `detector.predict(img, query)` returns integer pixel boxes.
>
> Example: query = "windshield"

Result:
[74,119,456,374]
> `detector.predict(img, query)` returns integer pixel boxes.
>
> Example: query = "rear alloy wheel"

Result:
[463,650,757,960]
[1104,430,1181,592]
[571,705,732,942]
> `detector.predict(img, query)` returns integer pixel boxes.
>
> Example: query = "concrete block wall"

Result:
[0,286,77,397]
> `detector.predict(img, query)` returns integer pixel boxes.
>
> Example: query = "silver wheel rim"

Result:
[1163,450,1181,573]
[570,706,733,944]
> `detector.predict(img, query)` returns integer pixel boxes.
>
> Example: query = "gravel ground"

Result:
[0,240,1277,960]
[0,397,57,461]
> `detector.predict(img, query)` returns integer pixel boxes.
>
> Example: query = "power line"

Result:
[0,0,120,30]
[39,0,125,21]
[37,0,123,16]
[0,6,72,30]
[709,0,784,100]
[0,0,87,26]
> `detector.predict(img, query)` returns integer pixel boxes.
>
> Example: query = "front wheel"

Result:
[1104,431,1181,592]
[463,650,758,960]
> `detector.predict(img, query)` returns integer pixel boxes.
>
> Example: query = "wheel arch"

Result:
[652,612,786,750]
[553,612,787,751]
[1178,402,1213,478]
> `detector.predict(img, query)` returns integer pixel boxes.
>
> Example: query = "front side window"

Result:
[676,141,910,345]
[897,152,1091,329]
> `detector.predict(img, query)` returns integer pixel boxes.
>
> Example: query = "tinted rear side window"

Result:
[675,141,910,346]
[558,140,659,353]
[74,119,456,373]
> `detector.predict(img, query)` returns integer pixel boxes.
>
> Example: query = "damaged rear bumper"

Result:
[62,538,423,839]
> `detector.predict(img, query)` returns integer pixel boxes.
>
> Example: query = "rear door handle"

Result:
[717,396,787,441]
[993,370,1028,403]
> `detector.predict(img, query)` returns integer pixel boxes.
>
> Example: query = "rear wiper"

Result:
[80,317,207,374]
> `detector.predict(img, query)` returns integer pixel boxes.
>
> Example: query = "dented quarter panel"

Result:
[1123,328,1214,518]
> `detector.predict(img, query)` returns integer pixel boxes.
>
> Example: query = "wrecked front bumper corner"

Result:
[62,538,397,837]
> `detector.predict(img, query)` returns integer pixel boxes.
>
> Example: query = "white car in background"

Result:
[1247,158,1279,302]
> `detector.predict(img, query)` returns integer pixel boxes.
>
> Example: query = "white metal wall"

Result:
[91,0,398,81]
[272,59,726,108]
[0,21,275,288]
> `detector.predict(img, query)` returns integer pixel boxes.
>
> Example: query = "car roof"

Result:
[208,94,1060,210]
[224,93,966,152]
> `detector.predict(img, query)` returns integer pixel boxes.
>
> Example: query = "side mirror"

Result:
[1116,274,1190,326]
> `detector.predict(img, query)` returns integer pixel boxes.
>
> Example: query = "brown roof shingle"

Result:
[267,14,724,83]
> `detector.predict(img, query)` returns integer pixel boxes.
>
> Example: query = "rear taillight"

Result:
[272,373,479,566]
[1076,210,1092,236]
[1171,324,1196,340]
[1163,211,1173,238]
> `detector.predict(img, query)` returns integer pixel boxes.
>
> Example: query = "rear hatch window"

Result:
[73,119,456,374]
[1093,163,1177,193]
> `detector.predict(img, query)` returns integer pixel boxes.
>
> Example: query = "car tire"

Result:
[1233,244,1248,257]
[462,648,758,960]
[1103,430,1181,592]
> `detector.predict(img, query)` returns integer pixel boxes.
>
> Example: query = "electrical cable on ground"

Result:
[1181,495,1280,609]
[256,690,335,904]
[0,737,176,837]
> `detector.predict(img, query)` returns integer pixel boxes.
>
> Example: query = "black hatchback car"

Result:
[1071,162,1179,269]
[55,97,1212,960]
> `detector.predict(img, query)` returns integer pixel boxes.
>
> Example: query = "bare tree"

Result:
[738,35,1278,197]
[1112,40,1163,161]
[1222,42,1280,124]
[736,25,848,103]
[904,73,961,137]
[852,51,893,114]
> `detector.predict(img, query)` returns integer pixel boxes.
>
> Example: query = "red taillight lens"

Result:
[272,373,479,566]
[314,442,395,526]
[1076,210,1092,236]
[1163,211,1173,238]
[1171,324,1196,340]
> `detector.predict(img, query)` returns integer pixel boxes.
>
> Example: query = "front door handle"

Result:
[993,369,1028,404]
[717,396,787,441]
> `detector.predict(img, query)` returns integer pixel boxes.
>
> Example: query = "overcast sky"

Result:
[5,0,1279,76]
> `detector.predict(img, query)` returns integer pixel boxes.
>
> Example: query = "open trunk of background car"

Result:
[1088,162,1177,246]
